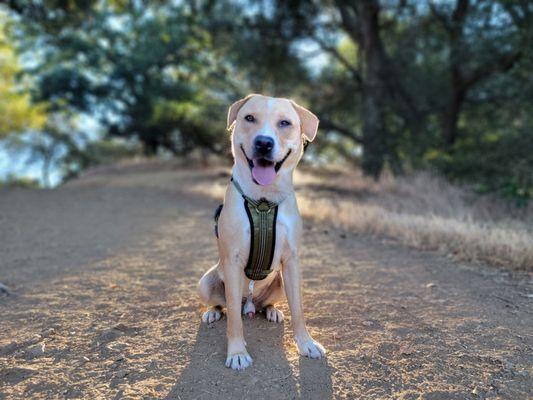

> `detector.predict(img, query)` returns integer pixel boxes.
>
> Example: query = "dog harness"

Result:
[214,177,279,281]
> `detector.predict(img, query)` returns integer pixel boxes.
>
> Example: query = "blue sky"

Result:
[0,143,62,186]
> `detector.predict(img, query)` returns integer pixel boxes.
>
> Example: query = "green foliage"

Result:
[0,174,40,188]
[0,10,46,137]
[7,2,230,157]
[2,0,532,201]
[431,132,533,204]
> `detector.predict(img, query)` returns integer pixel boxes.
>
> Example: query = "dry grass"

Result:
[190,166,533,271]
[297,167,533,270]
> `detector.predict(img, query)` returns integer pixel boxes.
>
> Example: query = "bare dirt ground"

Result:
[1,165,532,399]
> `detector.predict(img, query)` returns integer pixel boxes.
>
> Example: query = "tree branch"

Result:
[452,0,469,24]
[463,51,522,89]
[428,1,452,32]
[319,117,363,144]
[312,36,363,84]
[334,1,361,45]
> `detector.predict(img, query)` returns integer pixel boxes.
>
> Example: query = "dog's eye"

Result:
[244,115,255,123]
[279,120,292,128]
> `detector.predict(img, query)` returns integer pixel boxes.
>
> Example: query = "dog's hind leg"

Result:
[258,272,285,323]
[202,305,223,324]
[265,304,284,323]
[198,264,225,323]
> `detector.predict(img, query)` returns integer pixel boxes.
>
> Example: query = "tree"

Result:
[0,9,45,138]
[7,1,228,156]
[5,0,533,198]
[429,0,525,147]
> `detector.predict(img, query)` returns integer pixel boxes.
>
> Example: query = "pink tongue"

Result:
[252,164,277,186]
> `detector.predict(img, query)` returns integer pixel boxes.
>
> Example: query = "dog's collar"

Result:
[231,177,280,209]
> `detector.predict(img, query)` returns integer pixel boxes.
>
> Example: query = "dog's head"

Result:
[227,94,319,186]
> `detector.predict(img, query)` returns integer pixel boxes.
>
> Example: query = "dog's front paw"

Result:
[225,350,253,370]
[295,336,326,359]
[202,307,222,324]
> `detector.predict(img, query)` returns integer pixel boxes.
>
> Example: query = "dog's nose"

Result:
[254,135,274,156]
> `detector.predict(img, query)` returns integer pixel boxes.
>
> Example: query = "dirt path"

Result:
[1,166,531,399]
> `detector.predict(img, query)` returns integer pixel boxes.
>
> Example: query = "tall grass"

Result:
[296,168,532,270]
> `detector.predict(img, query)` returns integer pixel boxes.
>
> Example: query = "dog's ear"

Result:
[227,94,255,131]
[290,100,319,142]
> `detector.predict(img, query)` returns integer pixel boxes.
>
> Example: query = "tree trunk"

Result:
[441,0,469,147]
[336,0,423,177]
[142,138,158,156]
[42,155,51,188]
[442,67,466,146]
[357,0,388,179]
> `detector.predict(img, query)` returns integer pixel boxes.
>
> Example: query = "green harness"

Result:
[214,178,279,281]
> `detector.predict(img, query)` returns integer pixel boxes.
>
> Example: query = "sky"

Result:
[0,115,102,187]
[0,142,62,187]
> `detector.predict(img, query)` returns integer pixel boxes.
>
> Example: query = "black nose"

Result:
[254,135,274,156]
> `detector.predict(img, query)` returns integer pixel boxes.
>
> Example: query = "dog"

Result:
[198,94,326,370]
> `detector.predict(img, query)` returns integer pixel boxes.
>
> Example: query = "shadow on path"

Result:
[165,315,333,400]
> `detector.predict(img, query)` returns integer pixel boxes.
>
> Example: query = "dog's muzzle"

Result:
[240,144,292,186]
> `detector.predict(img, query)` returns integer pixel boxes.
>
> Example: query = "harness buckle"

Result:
[256,199,272,212]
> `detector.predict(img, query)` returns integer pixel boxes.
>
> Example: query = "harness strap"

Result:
[231,177,277,209]
[231,177,279,281]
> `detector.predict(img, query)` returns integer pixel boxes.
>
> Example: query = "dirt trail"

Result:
[0,165,532,399]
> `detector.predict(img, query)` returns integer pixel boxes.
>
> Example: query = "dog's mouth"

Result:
[240,144,292,186]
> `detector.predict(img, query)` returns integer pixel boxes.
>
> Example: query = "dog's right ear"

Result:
[227,94,255,131]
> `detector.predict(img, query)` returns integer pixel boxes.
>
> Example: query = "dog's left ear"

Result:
[290,100,319,142]
[227,94,255,131]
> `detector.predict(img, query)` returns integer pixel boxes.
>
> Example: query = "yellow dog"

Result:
[198,94,325,370]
